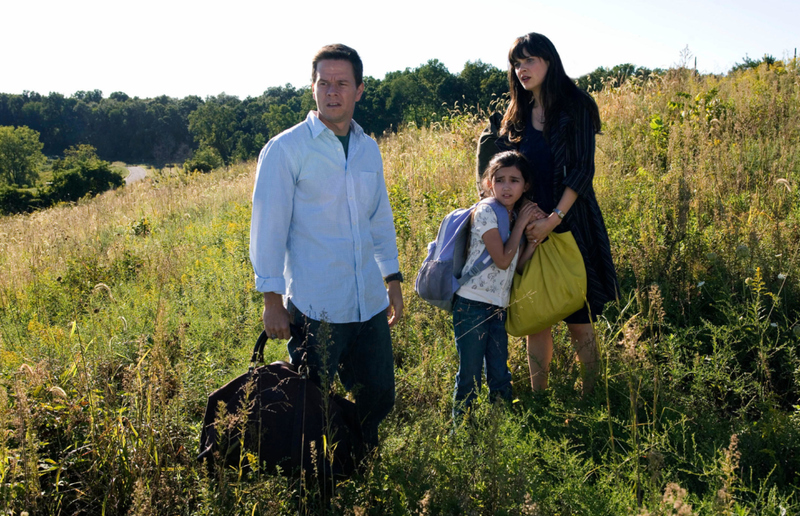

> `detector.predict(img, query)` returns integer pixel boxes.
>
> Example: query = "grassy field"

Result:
[2,61,800,515]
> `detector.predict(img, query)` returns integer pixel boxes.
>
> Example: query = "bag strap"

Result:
[457,198,513,286]
[249,323,305,371]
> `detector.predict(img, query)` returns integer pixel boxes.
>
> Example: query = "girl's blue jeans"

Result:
[452,295,513,418]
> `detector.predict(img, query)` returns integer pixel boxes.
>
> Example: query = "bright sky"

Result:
[2,0,797,100]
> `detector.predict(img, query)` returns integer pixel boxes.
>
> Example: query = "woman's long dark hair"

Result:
[500,32,601,143]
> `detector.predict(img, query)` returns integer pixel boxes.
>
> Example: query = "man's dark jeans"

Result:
[287,301,395,449]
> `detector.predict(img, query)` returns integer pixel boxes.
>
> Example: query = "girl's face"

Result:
[513,50,549,95]
[490,165,529,210]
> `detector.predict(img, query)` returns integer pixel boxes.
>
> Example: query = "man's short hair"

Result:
[311,44,363,86]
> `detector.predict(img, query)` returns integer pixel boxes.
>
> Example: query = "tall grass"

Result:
[1,61,800,514]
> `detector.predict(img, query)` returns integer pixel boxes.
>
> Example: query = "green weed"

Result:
[1,61,800,514]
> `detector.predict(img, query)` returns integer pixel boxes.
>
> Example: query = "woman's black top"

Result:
[519,118,555,214]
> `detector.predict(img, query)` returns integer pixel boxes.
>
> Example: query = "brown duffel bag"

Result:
[197,326,364,480]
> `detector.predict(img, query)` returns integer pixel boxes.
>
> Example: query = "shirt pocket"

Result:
[353,169,380,214]
[296,153,342,203]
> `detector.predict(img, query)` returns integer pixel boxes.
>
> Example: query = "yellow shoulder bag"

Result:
[506,231,587,337]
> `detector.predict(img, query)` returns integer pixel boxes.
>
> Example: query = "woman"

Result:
[478,32,619,394]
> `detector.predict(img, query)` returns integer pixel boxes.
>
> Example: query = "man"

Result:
[249,44,403,451]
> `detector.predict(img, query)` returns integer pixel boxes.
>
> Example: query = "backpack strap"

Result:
[456,197,514,286]
[486,197,511,239]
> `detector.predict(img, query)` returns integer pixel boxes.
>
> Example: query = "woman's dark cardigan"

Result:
[476,108,619,316]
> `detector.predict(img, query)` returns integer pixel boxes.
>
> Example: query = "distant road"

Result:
[125,166,146,184]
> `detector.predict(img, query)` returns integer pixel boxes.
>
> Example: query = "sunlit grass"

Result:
[1,61,800,514]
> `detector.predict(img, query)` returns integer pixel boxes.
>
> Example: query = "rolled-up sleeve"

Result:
[250,140,295,293]
[561,108,596,196]
[368,152,400,278]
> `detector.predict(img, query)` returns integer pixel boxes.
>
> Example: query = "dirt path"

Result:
[125,166,146,184]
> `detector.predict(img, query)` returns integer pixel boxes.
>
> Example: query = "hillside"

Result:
[1,61,799,515]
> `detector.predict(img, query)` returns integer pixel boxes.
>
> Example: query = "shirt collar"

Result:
[306,111,364,139]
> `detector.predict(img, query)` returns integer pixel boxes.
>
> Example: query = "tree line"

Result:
[4,53,775,215]
[0,60,666,174]
[2,53,778,175]
[0,59,508,170]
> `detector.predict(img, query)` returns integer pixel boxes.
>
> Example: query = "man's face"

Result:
[312,59,364,135]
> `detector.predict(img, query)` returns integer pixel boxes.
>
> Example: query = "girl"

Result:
[485,32,620,394]
[452,150,537,419]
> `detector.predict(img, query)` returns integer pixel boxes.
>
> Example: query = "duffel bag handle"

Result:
[250,323,305,367]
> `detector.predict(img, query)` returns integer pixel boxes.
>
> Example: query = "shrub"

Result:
[47,145,124,203]
[0,184,44,214]
[183,146,224,173]
[47,160,124,203]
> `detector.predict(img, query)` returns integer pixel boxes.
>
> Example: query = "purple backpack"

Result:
[415,197,512,311]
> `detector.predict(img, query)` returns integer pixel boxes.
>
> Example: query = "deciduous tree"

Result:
[188,94,240,164]
[0,125,45,187]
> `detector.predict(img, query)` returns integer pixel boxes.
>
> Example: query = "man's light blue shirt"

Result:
[250,112,400,324]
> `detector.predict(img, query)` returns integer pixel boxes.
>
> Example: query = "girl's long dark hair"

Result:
[500,32,601,143]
